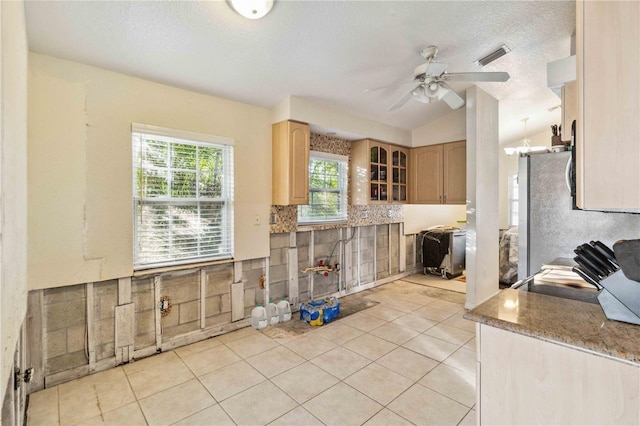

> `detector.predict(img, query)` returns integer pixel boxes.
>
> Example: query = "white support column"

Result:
[465,86,500,309]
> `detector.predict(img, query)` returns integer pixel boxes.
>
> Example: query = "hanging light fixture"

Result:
[504,117,548,156]
[228,0,274,19]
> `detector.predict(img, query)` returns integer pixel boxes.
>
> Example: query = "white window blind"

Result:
[132,123,234,270]
[298,151,348,223]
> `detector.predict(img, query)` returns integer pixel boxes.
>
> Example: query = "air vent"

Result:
[474,44,511,67]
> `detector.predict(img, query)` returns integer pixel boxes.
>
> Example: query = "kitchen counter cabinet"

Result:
[576,0,640,210]
[466,289,640,424]
[409,141,466,204]
[272,120,309,205]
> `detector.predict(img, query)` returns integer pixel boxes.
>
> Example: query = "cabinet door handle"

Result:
[443,195,447,203]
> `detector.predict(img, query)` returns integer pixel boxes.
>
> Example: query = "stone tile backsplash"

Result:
[269,133,404,233]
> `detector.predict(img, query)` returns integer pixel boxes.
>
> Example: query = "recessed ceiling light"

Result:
[228,0,274,19]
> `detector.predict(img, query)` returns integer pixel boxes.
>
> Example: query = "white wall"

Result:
[1,0,28,416]
[465,86,500,309]
[403,205,467,235]
[28,53,272,290]
[411,108,466,147]
[498,130,552,229]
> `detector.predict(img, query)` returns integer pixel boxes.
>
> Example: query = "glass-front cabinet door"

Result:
[369,144,388,203]
[391,147,408,203]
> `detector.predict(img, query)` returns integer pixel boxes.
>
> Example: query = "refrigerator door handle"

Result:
[565,155,572,194]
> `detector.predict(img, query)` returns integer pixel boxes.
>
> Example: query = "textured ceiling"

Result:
[24,0,575,143]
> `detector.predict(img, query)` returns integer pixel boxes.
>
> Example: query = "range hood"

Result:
[547,55,576,98]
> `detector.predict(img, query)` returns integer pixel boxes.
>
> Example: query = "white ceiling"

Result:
[24,0,575,144]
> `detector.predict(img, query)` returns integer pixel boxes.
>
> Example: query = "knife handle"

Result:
[577,245,615,275]
[573,266,602,290]
[573,255,607,279]
[591,241,619,266]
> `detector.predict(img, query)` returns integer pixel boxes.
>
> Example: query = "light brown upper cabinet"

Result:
[272,120,310,205]
[409,141,466,205]
[576,1,640,210]
[351,139,408,205]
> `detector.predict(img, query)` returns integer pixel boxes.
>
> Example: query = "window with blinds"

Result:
[132,124,234,270]
[298,151,348,224]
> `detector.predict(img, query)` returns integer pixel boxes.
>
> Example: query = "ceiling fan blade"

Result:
[425,61,447,77]
[388,86,419,111]
[440,71,510,82]
[364,80,413,93]
[439,82,465,109]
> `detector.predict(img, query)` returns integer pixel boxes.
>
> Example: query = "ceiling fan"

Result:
[371,46,510,111]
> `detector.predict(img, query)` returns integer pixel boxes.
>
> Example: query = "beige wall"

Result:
[276,96,412,146]
[498,130,552,229]
[28,53,272,290]
[1,0,28,414]
[411,108,466,147]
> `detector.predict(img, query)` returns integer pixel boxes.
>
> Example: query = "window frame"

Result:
[508,173,519,227]
[298,150,348,225]
[132,123,234,271]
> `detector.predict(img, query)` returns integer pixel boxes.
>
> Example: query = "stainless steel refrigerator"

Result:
[518,151,640,279]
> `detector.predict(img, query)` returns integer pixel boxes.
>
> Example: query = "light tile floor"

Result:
[27,279,478,426]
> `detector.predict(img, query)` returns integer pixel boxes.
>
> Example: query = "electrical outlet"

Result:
[361,210,369,219]
[269,213,277,224]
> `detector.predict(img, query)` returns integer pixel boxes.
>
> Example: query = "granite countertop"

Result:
[464,288,640,365]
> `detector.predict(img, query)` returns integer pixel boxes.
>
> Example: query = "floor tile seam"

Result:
[309,351,373,381]
[385,380,471,419]
[440,348,475,375]
[440,321,477,334]
[417,376,476,409]
[420,330,475,347]
[186,353,245,379]
[122,353,179,377]
[164,397,223,426]
[455,407,476,426]
[133,375,200,404]
[58,383,102,425]
[245,356,307,380]
[307,379,383,413]
[396,344,444,365]
[265,402,322,426]
[195,361,269,403]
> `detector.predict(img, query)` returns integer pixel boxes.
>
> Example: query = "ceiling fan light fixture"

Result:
[228,0,274,19]
[474,44,511,67]
[411,85,430,103]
